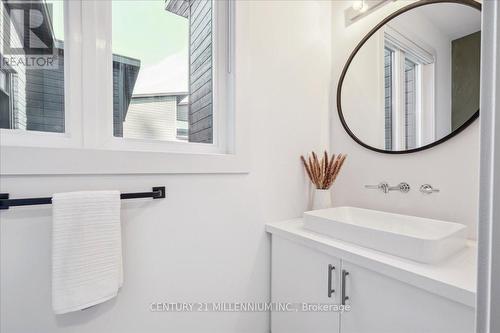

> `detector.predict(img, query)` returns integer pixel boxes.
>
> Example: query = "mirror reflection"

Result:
[340,2,481,152]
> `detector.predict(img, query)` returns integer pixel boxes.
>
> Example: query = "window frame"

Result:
[383,46,393,151]
[382,26,436,150]
[0,0,248,175]
[87,0,230,154]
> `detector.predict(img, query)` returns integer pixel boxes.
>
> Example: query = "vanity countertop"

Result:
[266,219,477,308]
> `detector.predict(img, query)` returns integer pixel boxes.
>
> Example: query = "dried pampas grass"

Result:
[301,151,347,189]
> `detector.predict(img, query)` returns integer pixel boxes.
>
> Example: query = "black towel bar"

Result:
[0,186,166,210]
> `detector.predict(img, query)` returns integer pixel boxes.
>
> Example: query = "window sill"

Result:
[0,146,250,175]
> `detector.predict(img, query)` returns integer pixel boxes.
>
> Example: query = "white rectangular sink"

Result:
[303,207,467,263]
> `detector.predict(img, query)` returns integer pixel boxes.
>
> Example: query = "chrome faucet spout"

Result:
[364,182,390,194]
[365,182,410,194]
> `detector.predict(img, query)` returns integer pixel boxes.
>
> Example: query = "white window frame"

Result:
[383,26,436,150]
[0,0,248,175]
[88,0,229,154]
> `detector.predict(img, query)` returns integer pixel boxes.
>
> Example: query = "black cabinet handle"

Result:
[328,264,335,298]
[341,269,350,305]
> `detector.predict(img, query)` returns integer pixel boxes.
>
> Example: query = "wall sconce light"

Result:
[352,0,369,13]
[346,0,396,25]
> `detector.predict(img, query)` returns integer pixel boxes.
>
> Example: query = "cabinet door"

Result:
[340,261,475,333]
[271,236,341,333]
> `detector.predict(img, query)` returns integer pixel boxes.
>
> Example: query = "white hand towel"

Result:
[52,191,123,314]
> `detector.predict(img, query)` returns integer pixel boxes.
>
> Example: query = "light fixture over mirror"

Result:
[346,0,395,23]
[337,0,481,154]
[352,0,368,12]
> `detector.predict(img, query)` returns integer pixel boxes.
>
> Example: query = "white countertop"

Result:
[266,219,477,308]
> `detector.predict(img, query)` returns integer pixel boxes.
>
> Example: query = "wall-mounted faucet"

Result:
[365,182,410,194]
[365,182,439,195]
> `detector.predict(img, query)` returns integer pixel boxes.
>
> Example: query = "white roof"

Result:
[133,48,188,96]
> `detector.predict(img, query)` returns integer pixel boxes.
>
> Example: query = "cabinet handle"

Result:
[328,264,335,298]
[341,270,350,305]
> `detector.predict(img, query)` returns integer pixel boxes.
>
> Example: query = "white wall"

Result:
[330,0,480,240]
[0,1,331,332]
[341,31,386,147]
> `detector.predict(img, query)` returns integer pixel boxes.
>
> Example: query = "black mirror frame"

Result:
[336,0,481,154]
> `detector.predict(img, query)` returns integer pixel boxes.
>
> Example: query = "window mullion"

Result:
[80,0,113,149]
[415,64,423,146]
[65,0,84,146]
[393,49,406,151]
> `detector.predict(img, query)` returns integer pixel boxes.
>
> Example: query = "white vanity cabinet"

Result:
[271,235,475,333]
[271,236,341,333]
[340,260,474,333]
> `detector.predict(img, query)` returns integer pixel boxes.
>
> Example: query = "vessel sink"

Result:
[303,207,467,263]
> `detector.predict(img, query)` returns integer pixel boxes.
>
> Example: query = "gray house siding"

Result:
[165,0,189,18]
[166,0,213,143]
[189,0,213,143]
[112,55,141,137]
[25,46,65,133]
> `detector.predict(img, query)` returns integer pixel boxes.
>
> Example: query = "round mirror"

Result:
[337,0,481,154]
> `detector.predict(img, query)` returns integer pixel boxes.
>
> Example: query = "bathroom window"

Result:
[111,0,216,144]
[90,0,233,154]
[0,0,66,134]
[1,0,241,174]
[2,0,233,155]
[383,28,434,150]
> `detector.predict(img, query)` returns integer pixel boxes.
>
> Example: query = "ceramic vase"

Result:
[312,189,332,210]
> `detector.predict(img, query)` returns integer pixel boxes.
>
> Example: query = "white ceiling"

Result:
[414,3,481,40]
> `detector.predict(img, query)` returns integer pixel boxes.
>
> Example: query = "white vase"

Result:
[312,189,332,210]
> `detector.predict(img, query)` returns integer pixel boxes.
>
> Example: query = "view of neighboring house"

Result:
[113,0,213,143]
[1,0,204,143]
[112,54,188,142]
[123,92,188,142]
[166,0,213,143]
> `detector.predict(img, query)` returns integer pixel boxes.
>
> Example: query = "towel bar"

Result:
[0,186,166,210]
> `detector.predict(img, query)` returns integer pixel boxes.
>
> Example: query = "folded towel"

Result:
[52,191,123,314]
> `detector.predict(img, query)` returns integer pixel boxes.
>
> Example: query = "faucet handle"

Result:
[420,184,440,195]
[365,182,389,194]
